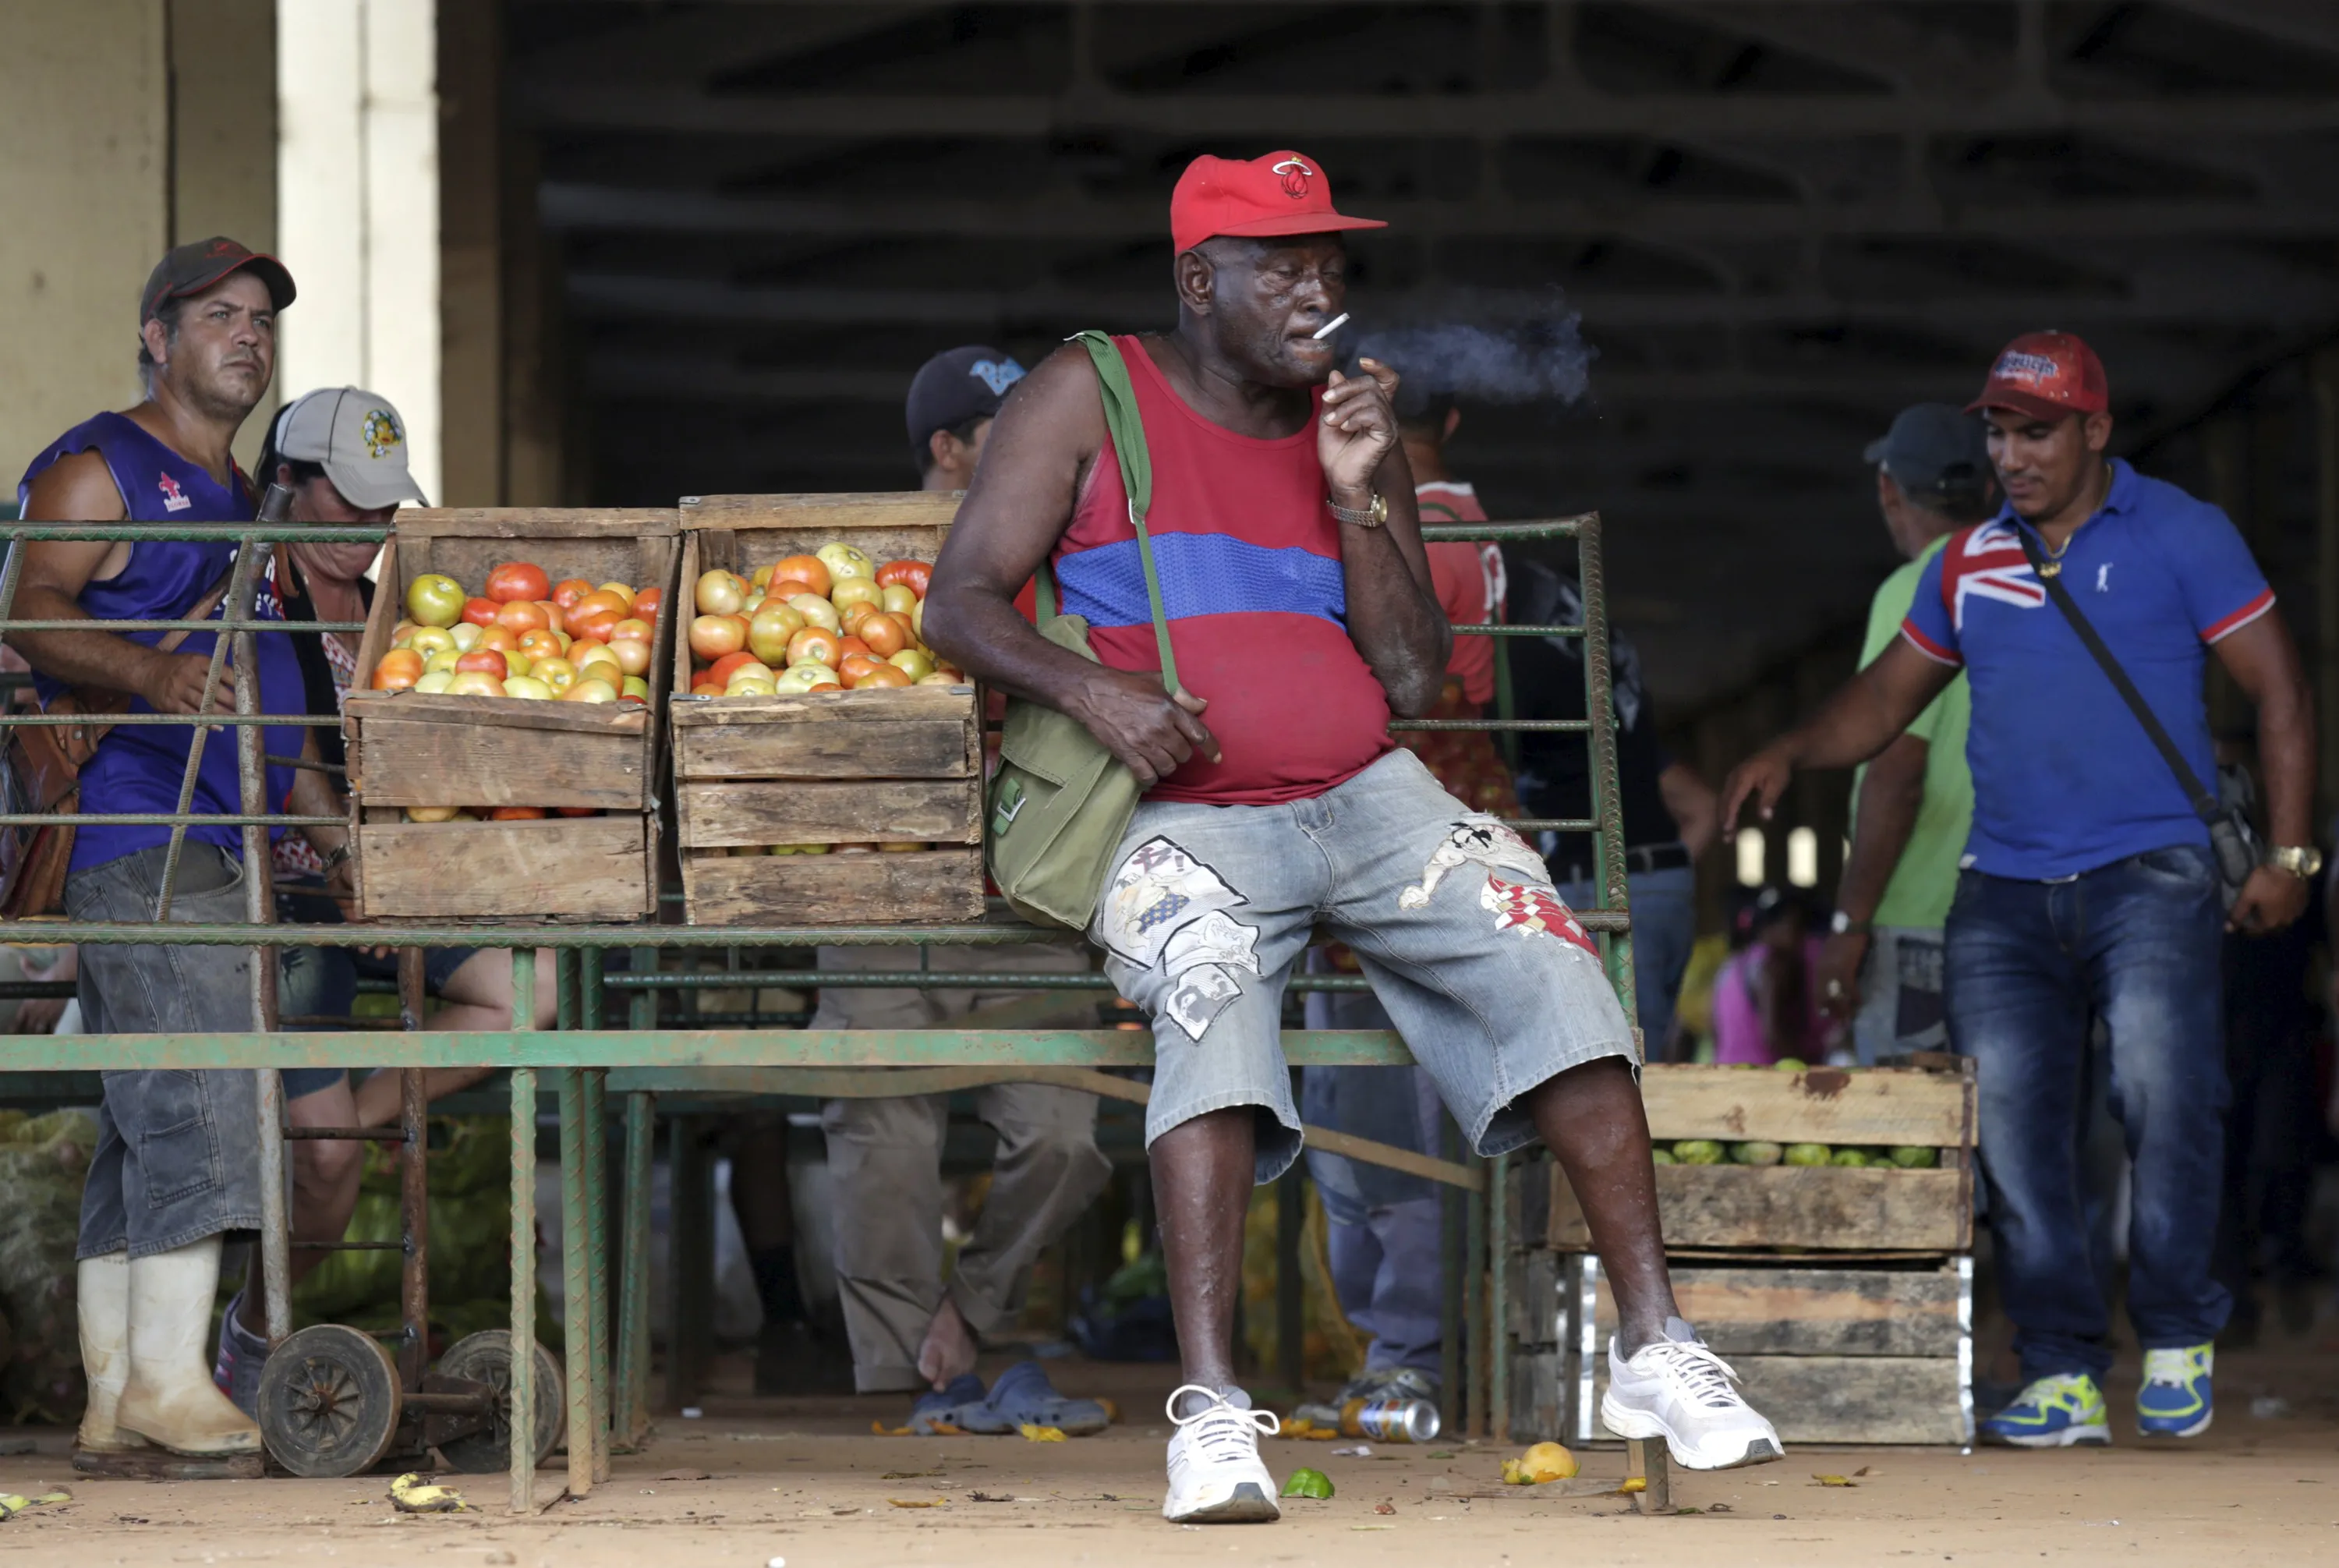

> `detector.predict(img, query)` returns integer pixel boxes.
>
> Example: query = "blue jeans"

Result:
[1945,845,2231,1382]
[1555,863,1697,1054]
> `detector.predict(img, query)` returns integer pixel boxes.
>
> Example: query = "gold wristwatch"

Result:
[2267,844,2324,880]
[1329,491,1387,529]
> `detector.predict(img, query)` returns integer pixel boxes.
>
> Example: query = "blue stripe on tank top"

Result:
[1055,533,1347,629]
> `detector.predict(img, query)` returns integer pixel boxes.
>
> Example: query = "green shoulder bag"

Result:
[985,331,1179,931]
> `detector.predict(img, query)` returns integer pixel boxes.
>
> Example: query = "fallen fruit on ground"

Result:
[1501,1442,1578,1485]
[1281,1468,1334,1499]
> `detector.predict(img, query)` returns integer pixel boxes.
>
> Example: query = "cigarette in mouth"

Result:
[1312,313,1350,341]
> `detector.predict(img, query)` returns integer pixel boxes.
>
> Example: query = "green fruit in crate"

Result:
[1829,1149,1870,1167]
[1729,1141,1782,1166]
[1782,1142,1832,1166]
[1649,1149,1676,1166]
[1889,1146,1938,1169]
[1671,1139,1725,1166]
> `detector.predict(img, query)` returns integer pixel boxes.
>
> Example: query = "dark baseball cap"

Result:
[905,345,1026,448]
[140,236,296,324]
[1865,403,1990,501]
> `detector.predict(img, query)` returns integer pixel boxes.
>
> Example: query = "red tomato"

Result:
[876,560,932,598]
[455,649,509,679]
[370,648,424,690]
[787,627,841,668]
[706,651,765,685]
[490,805,547,820]
[837,635,872,660]
[461,596,501,627]
[496,600,551,635]
[552,579,593,611]
[859,613,908,658]
[486,562,552,603]
[773,554,830,596]
[570,606,621,644]
[554,805,600,817]
[633,587,663,621]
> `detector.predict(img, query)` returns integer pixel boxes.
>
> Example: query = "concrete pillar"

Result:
[275,0,441,505]
[0,2,171,489]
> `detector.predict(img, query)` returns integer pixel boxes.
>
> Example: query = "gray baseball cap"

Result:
[1864,402,1990,501]
[271,386,429,509]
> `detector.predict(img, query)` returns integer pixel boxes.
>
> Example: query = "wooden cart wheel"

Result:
[432,1329,564,1474]
[257,1323,405,1478]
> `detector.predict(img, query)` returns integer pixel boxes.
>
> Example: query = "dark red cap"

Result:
[140,237,296,324]
[1967,331,2108,423]
[1170,150,1387,255]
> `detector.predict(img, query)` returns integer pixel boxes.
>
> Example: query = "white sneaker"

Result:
[1601,1318,1784,1471]
[1162,1384,1281,1524]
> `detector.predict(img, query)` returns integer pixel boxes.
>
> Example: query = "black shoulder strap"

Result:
[2012,528,2220,826]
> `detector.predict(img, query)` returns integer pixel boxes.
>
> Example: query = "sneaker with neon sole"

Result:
[2136,1345,2213,1439]
[1979,1372,2111,1447]
[1599,1318,1785,1471]
[1162,1385,1281,1524]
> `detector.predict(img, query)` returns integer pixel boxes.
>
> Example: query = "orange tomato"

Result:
[596,581,636,609]
[518,629,565,660]
[552,579,593,610]
[787,627,841,668]
[461,596,501,627]
[840,601,879,634]
[773,554,831,596]
[875,560,932,597]
[633,587,663,621]
[497,600,551,635]
[370,648,424,689]
[840,652,884,682]
[706,651,765,685]
[490,805,547,820]
[554,806,600,817]
[569,606,621,644]
[766,577,817,605]
[476,625,521,654]
[574,589,631,620]
[691,678,727,697]
[535,600,566,635]
[854,664,911,689]
[859,612,909,657]
[837,635,872,660]
[689,614,747,663]
[608,617,653,644]
[611,639,653,677]
[485,562,551,603]
[455,649,509,679]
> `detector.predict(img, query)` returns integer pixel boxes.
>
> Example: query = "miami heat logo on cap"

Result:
[360,408,403,459]
[1271,157,1315,199]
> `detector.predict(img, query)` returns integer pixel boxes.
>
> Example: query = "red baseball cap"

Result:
[1170,150,1387,255]
[1967,331,2109,423]
[140,236,296,324]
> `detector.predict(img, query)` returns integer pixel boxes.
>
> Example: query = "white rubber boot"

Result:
[74,1251,149,1454]
[114,1238,262,1457]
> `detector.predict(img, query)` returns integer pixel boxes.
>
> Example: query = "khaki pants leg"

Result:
[819,1091,953,1393]
[949,1081,1111,1337]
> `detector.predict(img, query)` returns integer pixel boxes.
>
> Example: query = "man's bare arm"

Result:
[923,344,1221,788]
[2212,611,2316,933]
[1814,734,1929,1021]
[1319,363,1448,717]
[1720,638,1955,828]
[11,452,230,714]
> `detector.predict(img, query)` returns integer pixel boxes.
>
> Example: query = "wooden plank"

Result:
[1546,1164,1969,1253]
[345,691,650,738]
[395,508,678,539]
[682,847,985,926]
[672,690,978,780]
[1584,1263,1966,1357]
[676,780,981,848]
[1639,1063,1972,1148]
[681,491,960,533]
[356,816,652,919]
[1591,1355,1966,1446]
[352,720,647,810]
[1507,1249,1563,1347]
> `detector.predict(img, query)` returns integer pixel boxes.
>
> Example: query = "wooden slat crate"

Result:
[1506,1062,1979,1446]
[343,508,680,920]
[1510,1256,1974,1446]
[670,494,985,925]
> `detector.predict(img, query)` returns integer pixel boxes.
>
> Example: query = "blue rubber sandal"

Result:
[909,1372,989,1434]
[960,1360,1110,1436]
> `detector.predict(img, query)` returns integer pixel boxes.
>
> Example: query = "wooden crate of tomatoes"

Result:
[669,493,985,926]
[344,508,681,920]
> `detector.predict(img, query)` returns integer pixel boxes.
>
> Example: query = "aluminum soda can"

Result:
[1342,1396,1441,1443]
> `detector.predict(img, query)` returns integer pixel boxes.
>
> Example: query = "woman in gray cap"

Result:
[209,388,550,1416]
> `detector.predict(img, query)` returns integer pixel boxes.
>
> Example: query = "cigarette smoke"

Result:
[1350,299,1596,410]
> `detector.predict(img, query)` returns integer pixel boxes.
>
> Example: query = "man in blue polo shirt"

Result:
[1722,331,2316,1447]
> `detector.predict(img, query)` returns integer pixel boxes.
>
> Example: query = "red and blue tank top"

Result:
[1051,337,1392,804]
[16,411,305,872]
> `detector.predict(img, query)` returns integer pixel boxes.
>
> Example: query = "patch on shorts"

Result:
[1163,962,1244,1041]
[1399,817,1552,909]
[1481,876,1600,957]
[1162,909,1262,976]
[1099,836,1249,968]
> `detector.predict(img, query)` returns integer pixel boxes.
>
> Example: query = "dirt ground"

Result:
[5,1344,2337,1568]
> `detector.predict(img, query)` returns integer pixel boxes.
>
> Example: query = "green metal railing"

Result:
[0,512,1634,1503]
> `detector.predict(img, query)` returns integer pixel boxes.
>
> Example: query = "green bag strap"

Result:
[1029,331,1178,694]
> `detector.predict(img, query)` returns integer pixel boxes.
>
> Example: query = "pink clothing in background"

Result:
[1712,937,1835,1066]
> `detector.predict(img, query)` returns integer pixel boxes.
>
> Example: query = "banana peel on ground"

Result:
[388,1474,470,1513]
[0,1491,72,1521]
[1018,1424,1067,1442]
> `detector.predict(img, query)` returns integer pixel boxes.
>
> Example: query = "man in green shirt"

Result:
[1817,405,1994,1060]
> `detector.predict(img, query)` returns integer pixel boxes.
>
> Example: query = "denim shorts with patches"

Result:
[65,844,269,1258]
[1090,749,1637,1184]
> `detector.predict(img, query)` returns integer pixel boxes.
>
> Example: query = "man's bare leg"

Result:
[1151,1106,1255,1396]
[1522,1055,1676,1354]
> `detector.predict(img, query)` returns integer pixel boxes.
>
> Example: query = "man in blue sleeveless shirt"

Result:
[12,239,351,1467]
